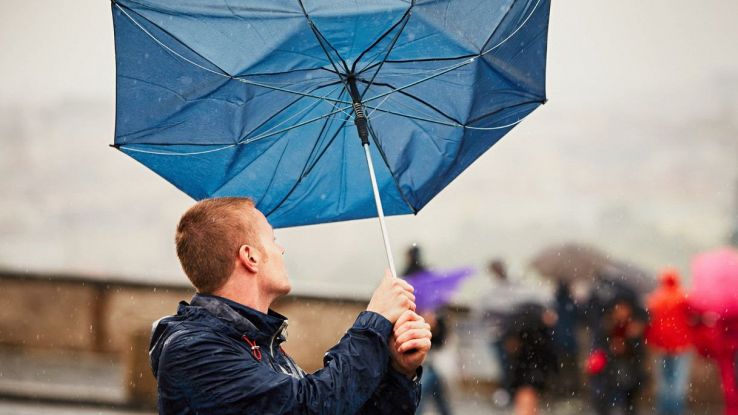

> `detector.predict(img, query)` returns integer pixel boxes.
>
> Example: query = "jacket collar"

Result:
[187,293,288,343]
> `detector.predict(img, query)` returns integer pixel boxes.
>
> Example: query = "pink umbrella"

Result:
[691,248,738,317]
[689,247,738,415]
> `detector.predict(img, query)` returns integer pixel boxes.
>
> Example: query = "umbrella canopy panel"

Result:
[112,0,550,228]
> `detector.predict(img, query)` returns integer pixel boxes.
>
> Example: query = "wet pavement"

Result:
[0,347,651,415]
[0,348,124,406]
[0,346,600,414]
[0,399,592,415]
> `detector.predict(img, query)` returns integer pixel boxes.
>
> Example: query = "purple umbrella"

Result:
[405,267,476,313]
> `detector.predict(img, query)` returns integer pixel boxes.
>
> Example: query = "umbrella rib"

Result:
[370,54,478,67]
[300,87,350,178]
[465,99,544,126]
[356,79,462,124]
[480,0,543,57]
[118,104,351,156]
[358,5,413,101]
[118,144,237,156]
[300,90,355,178]
[116,80,343,147]
[353,1,414,75]
[364,106,459,129]
[236,66,340,78]
[299,116,349,179]
[117,94,540,155]
[239,81,344,143]
[239,106,350,145]
[229,78,350,105]
[114,3,232,77]
[478,1,517,57]
[366,120,417,214]
[296,0,350,75]
[264,105,351,217]
[362,58,476,105]
[364,0,542,67]
[116,3,352,105]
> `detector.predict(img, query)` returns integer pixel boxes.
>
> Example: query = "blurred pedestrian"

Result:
[479,259,543,407]
[501,303,558,415]
[590,298,647,415]
[645,268,692,415]
[552,281,581,397]
[401,245,453,415]
[402,245,426,277]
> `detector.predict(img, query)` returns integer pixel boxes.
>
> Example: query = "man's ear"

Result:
[238,244,260,273]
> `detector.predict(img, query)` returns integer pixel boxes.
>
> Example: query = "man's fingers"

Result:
[398,338,432,354]
[394,278,414,293]
[395,327,432,345]
[394,320,430,338]
[395,286,415,303]
[394,310,417,328]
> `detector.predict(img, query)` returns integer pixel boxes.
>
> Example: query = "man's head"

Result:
[175,197,290,298]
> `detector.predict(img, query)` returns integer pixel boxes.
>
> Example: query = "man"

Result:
[150,197,432,414]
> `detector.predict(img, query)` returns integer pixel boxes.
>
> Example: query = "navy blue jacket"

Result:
[149,294,421,414]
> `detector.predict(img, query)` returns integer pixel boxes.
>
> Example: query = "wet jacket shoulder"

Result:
[149,294,420,415]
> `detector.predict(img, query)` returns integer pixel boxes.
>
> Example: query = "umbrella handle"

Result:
[362,142,398,278]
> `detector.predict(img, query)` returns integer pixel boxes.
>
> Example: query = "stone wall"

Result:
[0,270,374,407]
[0,270,368,372]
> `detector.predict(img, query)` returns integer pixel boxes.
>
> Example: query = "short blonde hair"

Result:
[175,197,260,293]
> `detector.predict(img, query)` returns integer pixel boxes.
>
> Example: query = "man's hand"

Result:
[367,270,416,324]
[389,310,432,379]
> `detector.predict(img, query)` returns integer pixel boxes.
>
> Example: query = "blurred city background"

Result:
[1,0,738,414]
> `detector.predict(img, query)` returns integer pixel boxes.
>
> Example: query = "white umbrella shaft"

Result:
[362,143,398,278]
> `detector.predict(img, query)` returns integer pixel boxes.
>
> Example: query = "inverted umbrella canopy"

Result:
[111,0,550,229]
[404,267,475,312]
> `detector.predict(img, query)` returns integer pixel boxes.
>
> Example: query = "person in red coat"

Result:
[645,268,692,415]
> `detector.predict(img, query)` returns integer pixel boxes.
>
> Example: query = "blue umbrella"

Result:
[111,0,550,276]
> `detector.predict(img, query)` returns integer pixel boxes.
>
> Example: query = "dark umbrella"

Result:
[530,243,610,282]
[599,261,656,295]
[530,243,654,294]
[110,0,551,276]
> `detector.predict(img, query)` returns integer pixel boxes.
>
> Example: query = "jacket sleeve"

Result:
[358,365,422,414]
[158,311,395,415]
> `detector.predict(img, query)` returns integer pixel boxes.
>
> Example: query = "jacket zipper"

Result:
[269,320,292,376]
[270,320,288,359]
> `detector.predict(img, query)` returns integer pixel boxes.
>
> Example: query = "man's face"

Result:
[252,210,291,298]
